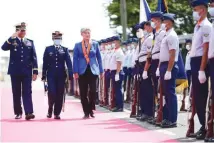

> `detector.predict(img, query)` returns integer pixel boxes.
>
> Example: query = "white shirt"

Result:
[110,48,124,70]
[127,49,135,68]
[138,33,153,62]
[122,51,129,67]
[152,29,166,60]
[104,51,111,70]
[185,51,191,70]
[190,18,212,58]
[159,28,179,62]
[208,22,214,59]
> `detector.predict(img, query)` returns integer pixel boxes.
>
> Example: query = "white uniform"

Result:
[152,29,166,60]
[138,33,153,62]
[190,18,212,58]
[127,48,135,68]
[185,51,191,71]
[110,48,124,70]
[159,28,179,62]
[208,22,214,59]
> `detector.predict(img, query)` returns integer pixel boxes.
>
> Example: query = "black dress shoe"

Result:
[25,114,35,120]
[54,115,61,120]
[196,130,206,140]
[90,112,95,118]
[47,113,52,118]
[139,114,148,121]
[15,114,22,119]
[205,137,214,142]
[83,115,89,119]
[161,120,177,128]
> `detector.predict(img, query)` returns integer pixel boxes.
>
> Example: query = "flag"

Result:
[156,0,168,13]
[140,0,151,22]
[176,52,189,93]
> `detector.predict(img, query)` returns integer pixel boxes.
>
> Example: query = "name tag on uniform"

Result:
[59,49,65,54]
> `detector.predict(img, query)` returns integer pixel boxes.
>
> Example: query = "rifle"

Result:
[205,87,213,139]
[156,79,163,125]
[130,74,138,117]
[186,83,196,137]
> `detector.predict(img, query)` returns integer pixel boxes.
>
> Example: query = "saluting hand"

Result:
[32,74,37,81]
[11,31,19,38]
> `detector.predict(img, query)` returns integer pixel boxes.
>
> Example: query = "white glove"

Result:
[115,74,120,81]
[156,68,160,77]
[142,71,148,79]
[198,71,206,84]
[164,71,171,80]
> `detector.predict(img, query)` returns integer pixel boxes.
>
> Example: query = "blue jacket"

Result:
[42,45,73,78]
[1,37,38,76]
[73,41,103,75]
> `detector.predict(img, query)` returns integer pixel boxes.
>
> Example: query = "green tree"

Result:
[106,0,194,35]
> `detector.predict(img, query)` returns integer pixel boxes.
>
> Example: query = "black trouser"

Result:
[11,75,33,115]
[79,66,98,115]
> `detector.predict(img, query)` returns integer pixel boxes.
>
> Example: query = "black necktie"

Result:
[21,39,24,46]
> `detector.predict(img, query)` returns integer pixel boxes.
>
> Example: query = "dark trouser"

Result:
[47,75,66,115]
[160,62,178,123]
[69,76,74,95]
[186,70,191,91]
[79,66,98,115]
[10,75,33,115]
[151,59,159,97]
[191,57,209,129]
[104,70,111,105]
[123,67,128,92]
[139,62,145,115]
[111,70,124,109]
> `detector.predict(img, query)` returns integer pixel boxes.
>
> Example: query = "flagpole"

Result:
[120,0,127,41]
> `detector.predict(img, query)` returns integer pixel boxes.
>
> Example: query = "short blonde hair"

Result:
[81,28,91,33]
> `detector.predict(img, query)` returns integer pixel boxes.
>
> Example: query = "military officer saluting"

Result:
[189,0,212,139]
[42,31,73,119]
[1,22,38,120]
[159,13,179,128]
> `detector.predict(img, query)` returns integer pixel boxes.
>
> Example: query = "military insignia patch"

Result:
[49,52,53,56]
[24,40,32,47]
[12,40,18,47]
[204,34,209,37]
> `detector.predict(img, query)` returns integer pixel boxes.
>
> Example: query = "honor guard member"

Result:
[103,38,111,107]
[125,39,133,103]
[180,39,192,111]
[110,36,124,112]
[1,22,38,120]
[190,0,211,139]
[147,11,166,123]
[98,39,106,106]
[122,41,129,97]
[206,0,214,141]
[159,13,179,128]
[42,31,73,119]
[138,21,154,121]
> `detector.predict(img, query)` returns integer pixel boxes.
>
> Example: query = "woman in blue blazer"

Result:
[73,28,104,119]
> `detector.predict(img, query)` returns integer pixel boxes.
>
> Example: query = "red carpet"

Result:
[1,85,178,142]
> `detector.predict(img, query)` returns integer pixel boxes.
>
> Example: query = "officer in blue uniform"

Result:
[1,22,38,120]
[190,0,211,139]
[159,13,179,128]
[42,31,73,119]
